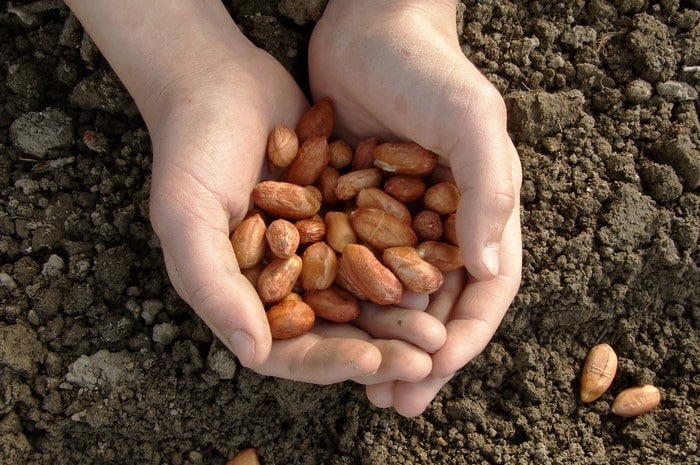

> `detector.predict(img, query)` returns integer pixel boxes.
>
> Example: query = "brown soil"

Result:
[1,1,698,464]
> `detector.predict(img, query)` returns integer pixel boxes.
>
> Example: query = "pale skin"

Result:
[65,0,522,417]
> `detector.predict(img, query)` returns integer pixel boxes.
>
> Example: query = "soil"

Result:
[1,1,698,464]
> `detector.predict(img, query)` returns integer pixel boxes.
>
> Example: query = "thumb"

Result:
[156,206,272,368]
[449,93,517,280]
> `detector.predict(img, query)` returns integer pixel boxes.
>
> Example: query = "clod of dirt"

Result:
[505,90,584,144]
[65,349,137,388]
[9,108,73,158]
[278,0,327,25]
[0,324,46,376]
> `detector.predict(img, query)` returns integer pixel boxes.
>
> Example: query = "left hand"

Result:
[309,0,522,416]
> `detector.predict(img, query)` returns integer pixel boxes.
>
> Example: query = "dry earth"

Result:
[1,1,698,464]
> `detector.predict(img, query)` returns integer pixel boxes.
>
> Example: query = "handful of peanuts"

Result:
[231,98,464,339]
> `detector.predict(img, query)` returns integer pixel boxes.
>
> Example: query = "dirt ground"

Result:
[1,1,698,464]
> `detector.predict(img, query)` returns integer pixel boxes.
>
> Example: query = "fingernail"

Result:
[481,243,499,277]
[228,329,255,367]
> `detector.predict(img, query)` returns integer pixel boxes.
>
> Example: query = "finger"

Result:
[450,117,518,280]
[156,204,272,368]
[351,339,432,385]
[431,201,522,378]
[397,290,430,310]
[426,269,467,324]
[354,304,447,353]
[365,382,396,409]
[253,328,382,384]
[391,373,454,417]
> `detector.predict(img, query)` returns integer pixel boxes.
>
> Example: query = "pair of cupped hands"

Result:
[69,0,521,417]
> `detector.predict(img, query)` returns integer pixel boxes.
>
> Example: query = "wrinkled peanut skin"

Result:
[351,207,418,250]
[285,136,329,186]
[231,214,267,269]
[267,300,315,339]
[383,246,444,294]
[340,244,402,305]
[295,97,334,142]
[612,385,661,417]
[423,181,460,215]
[373,142,438,176]
[252,181,321,219]
[356,187,411,224]
[295,214,326,244]
[417,241,464,272]
[412,210,443,242]
[300,241,338,291]
[267,124,298,168]
[266,218,300,259]
[580,343,618,403]
[335,168,383,200]
[256,255,303,304]
[383,175,426,202]
[303,285,360,323]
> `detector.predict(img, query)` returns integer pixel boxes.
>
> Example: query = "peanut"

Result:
[412,210,443,241]
[267,124,298,167]
[266,219,300,259]
[611,385,661,417]
[383,175,427,202]
[285,136,329,186]
[300,241,337,291]
[417,241,464,272]
[226,448,260,465]
[295,214,326,244]
[383,246,444,294]
[267,300,315,339]
[334,264,368,300]
[443,213,458,245]
[231,214,267,269]
[423,181,460,215]
[373,142,438,176]
[325,211,357,253]
[328,139,354,169]
[352,137,378,171]
[256,255,303,304]
[340,244,402,305]
[350,207,418,250]
[296,97,334,142]
[356,187,412,224]
[580,343,618,403]
[303,285,360,323]
[335,168,383,200]
[316,165,340,205]
[252,181,321,219]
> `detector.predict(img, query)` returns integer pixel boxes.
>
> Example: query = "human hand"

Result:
[66,0,447,385]
[309,0,522,415]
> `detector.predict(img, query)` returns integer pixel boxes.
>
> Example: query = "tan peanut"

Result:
[373,142,438,176]
[443,213,458,245]
[267,124,298,167]
[285,136,329,186]
[328,139,354,169]
[352,137,379,171]
[256,255,303,304]
[252,181,321,219]
[231,214,267,269]
[417,241,464,272]
[412,210,443,241]
[350,207,418,250]
[267,300,315,339]
[340,244,402,305]
[226,448,260,465]
[295,214,326,243]
[300,241,338,290]
[334,264,368,300]
[383,246,444,294]
[303,285,360,323]
[241,263,263,288]
[335,168,383,200]
[316,165,340,205]
[580,343,618,403]
[266,219,300,259]
[296,97,334,142]
[424,181,460,215]
[282,292,304,302]
[612,385,661,417]
[325,211,358,253]
[356,187,411,224]
[383,175,427,202]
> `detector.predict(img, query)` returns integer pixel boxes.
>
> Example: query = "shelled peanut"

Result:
[231,98,464,339]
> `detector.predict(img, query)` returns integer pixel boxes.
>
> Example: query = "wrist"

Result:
[65,0,259,125]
